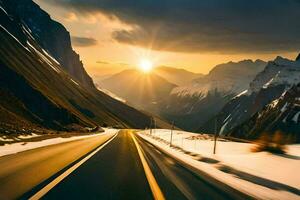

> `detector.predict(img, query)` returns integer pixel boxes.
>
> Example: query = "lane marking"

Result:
[131,132,165,200]
[29,132,119,200]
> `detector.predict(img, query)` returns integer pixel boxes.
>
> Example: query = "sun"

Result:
[139,59,153,73]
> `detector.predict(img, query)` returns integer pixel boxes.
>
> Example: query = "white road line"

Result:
[29,132,119,200]
[131,132,165,200]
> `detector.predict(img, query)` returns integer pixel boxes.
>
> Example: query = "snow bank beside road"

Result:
[139,129,300,200]
[0,128,118,157]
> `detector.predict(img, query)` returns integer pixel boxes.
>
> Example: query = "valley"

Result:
[0,0,299,199]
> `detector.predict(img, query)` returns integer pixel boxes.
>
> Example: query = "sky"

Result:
[34,0,300,76]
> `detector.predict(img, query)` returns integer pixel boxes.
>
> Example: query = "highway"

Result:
[0,130,250,200]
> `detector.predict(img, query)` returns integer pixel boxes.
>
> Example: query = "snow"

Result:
[17,133,40,139]
[0,128,118,157]
[70,78,79,86]
[292,112,300,123]
[223,114,231,123]
[0,25,30,52]
[97,87,126,103]
[233,89,248,99]
[171,60,265,98]
[250,57,300,93]
[263,77,275,89]
[0,5,8,15]
[21,24,35,41]
[281,102,289,112]
[41,48,60,65]
[0,137,14,142]
[3,24,61,74]
[219,121,229,135]
[26,41,61,73]
[171,78,243,98]
[139,129,300,200]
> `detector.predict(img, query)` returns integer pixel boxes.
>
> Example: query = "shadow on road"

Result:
[218,164,300,196]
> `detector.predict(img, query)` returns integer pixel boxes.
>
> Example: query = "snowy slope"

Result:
[161,60,266,131]
[205,55,300,136]
[139,129,300,200]
[172,59,266,97]
[231,84,300,142]
[250,56,300,93]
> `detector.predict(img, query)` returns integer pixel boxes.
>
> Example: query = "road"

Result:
[0,132,115,199]
[0,130,249,200]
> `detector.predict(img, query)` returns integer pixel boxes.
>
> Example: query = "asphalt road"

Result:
[0,132,115,200]
[41,130,153,200]
[0,130,249,199]
[136,135,240,200]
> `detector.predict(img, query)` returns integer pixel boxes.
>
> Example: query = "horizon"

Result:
[1,1,300,199]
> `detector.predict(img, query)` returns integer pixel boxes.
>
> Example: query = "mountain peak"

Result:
[296,53,300,61]
[254,59,266,64]
[273,56,300,67]
[274,56,285,62]
[1,0,94,88]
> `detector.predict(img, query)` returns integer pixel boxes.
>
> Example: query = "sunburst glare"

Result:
[139,59,153,73]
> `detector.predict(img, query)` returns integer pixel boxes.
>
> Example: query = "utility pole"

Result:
[149,117,153,135]
[153,118,156,135]
[213,118,218,154]
[170,121,174,147]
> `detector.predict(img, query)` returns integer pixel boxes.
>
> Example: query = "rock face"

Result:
[0,0,160,133]
[230,84,300,142]
[161,59,266,131]
[205,56,300,135]
[1,0,94,88]
[296,53,300,61]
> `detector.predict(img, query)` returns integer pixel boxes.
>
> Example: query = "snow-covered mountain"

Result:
[160,60,266,131]
[203,55,300,135]
[230,84,300,142]
[249,56,300,92]
[172,59,266,97]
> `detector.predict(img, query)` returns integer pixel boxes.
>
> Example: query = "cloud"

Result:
[96,60,130,66]
[71,36,98,47]
[64,12,78,22]
[96,60,110,64]
[43,0,300,54]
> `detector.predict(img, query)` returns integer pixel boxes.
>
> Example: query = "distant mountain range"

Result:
[96,48,300,142]
[6,0,297,141]
[161,59,267,131]
[99,69,177,112]
[0,0,169,134]
[98,59,269,132]
[202,56,300,138]
[153,66,203,86]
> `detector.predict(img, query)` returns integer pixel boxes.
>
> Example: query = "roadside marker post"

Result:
[149,117,153,136]
[169,121,174,147]
[213,118,218,154]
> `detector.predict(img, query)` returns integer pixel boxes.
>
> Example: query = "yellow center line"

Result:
[131,132,165,200]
